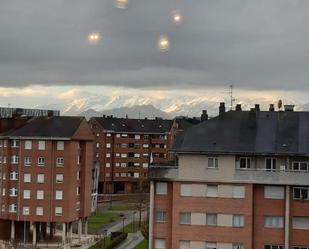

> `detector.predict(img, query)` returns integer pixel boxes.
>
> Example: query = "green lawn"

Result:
[134,239,148,249]
[89,236,113,249]
[118,221,141,233]
[108,205,131,211]
[88,212,122,230]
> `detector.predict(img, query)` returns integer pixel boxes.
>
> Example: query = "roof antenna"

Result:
[228,85,237,111]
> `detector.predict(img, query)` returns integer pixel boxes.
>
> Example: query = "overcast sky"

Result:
[0,0,309,108]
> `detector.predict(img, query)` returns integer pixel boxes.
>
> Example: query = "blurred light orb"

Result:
[88,32,100,44]
[158,35,170,52]
[115,0,128,9]
[171,10,182,25]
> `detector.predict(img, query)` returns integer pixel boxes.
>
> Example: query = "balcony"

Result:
[234,168,309,186]
[149,165,178,180]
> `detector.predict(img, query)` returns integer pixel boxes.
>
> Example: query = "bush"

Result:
[105,232,128,249]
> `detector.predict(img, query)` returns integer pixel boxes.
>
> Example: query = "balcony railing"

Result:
[149,165,178,180]
[234,168,309,186]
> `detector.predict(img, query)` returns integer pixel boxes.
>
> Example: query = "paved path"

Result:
[114,231,144,249]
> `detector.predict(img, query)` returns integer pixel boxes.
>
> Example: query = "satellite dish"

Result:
[278,99,283,110]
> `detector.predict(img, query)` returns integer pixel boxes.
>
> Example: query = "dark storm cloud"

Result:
[0,0,309,90]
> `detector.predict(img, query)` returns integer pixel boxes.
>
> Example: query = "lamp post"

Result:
[133,211,137,232]
[103,229,108,248]
[122,217,126,233]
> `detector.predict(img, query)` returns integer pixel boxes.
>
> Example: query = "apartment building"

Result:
[0,116,95,246]
[89,116,177,194]
[149,103,309,249]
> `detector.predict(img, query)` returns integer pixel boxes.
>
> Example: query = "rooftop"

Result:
[92,116,174,134]
[175,104,309,156]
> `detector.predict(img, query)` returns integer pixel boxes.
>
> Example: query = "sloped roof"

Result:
[174,110,309,155]
[92,117,174,133]
[1,116,85,138]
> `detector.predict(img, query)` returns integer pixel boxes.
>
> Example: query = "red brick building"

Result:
[149,103,309,249]
[89,116,177,194]
[0,115,95,246]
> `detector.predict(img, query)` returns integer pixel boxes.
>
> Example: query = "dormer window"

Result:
[239,157,251,169]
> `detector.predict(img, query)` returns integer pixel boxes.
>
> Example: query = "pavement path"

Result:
[114,231,144,249]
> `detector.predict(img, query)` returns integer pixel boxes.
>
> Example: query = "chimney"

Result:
[103,115,106,118]
[125,115,128,119]
[47,110,53,117]
[284,105,295,112]
[236,104,242,111]
[219,102,225,115]
[269,104,275,111]
[255,104,260,111]
[201,110,208,122]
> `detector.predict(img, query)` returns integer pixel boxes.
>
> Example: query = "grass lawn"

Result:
[118,221,141,233]
[88,212,122,230]
[89,236,113,249]
[134,239,148,249]
[108,205,131,211]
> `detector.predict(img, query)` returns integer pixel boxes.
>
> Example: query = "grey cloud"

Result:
[0,0,309,90]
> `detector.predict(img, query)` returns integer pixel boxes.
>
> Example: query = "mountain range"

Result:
[37,92,309,119]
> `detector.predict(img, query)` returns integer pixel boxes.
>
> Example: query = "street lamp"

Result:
[133,211,137,232]
[122,217,126,233]
[103,229,108,247]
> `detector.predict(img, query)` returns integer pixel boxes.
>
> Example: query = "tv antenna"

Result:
[227,85,237,110]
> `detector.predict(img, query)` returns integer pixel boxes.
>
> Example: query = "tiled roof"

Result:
[1,116,85,138]
[174,110,309,155]
[92,117,174,133]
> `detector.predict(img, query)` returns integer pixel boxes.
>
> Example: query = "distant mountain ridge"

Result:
[79,105,171,119]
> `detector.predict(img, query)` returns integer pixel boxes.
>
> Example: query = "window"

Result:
[55,207,63,216]
[9,204,17,213]
[106,153,111,158]
[24,157,31,166]
[264,186,284,199]
[142,163,149,168]
[77,187,80,195]
[11,155,19,164]
[11,139,20,148]
[56,174,63,183]
[293,187,309,200]
[38,141,45,150]
[134,153,140,158]
[264,245,283,249]
[233,186,245,198]
[207,185,218,197]
[233,244,244,249]
[56,157,64,166]
[293,162,309,172]
[292,217,309,230]
[2,189,5,196]
[264,216,284,228]
[9,188,18,197]
[55,190,63,200]
[23,207,30,216]
[37,174,44,183]
[233,215,244,227]
[156,210,166,223]
[156,182,167,195]
[143,144,149,148]
[180,184,192,197]
[206,242,217,249]
[38,157,45,166]
[10,171,18,180]
[96,133,99,137]
[107,133,111,137]
[77,171,80,180]
[24,173,31,183]
[57,141,64,150]
[293,247,309,249]
[121,133,128,137]
[179,241,190,249]
[155,239,166,249]
[121,163,127,167]
[25,140,32,150]
[106,143,111,148]
[121,153,127,158]
[37,190,44,200]
[134,173,139,178]
[106,173,111,177]
[265,158,277,171]
[180,212,191,225]
[23,190,31,199]
[239,157,251,169]
[206,214,217,226]
[208,157,218,168]
[36,207,43,216]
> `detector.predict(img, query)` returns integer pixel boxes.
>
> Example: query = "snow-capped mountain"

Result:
[37,91,302,119]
